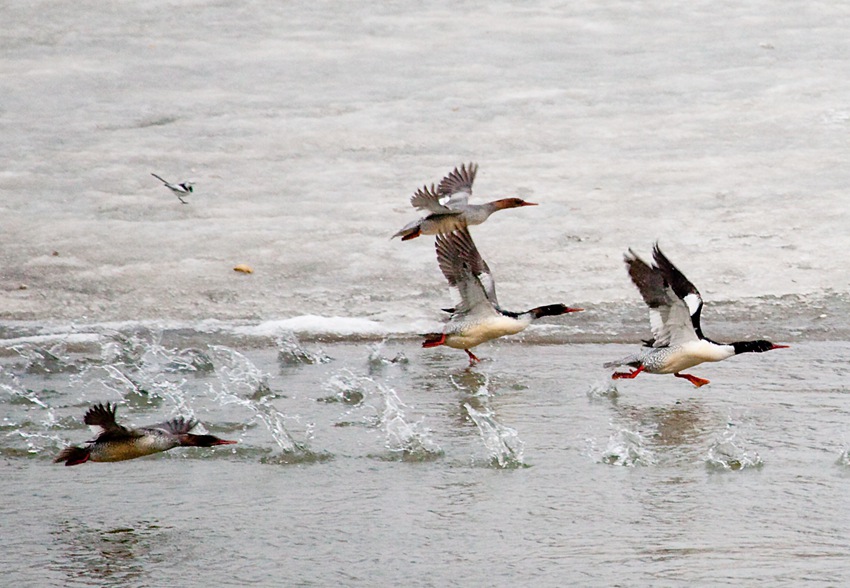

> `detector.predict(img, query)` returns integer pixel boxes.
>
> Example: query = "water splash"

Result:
[836,446,850,467]
[206,346,272,399]
[464,403,525,468]
[82,331,209,414]
[586,380,620,401]
[0,365,48,408]
[705,432,764,471]
[367,341,408,373]
[6,429,67,456]
[276,334,331,366]
[319,369,366,405]
[10,341,80,375]
[204,345,324,463]
[378,384,442,461]
[598,427,656,467]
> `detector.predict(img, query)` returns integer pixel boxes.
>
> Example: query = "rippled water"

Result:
[3,330,850,586]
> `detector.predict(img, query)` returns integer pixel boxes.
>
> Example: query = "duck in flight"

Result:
[605,244,788,387]
[392,163,537,240]
[151,172,193,204]
[422,227,582,365]
[54,403,236,466]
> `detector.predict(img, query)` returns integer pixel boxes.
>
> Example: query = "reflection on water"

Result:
[588,394,714,466]
[49,520,179,587]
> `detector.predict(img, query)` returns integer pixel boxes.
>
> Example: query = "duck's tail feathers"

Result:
[603,354,643,369]
[392,220,422,241]
[54,445,91,466]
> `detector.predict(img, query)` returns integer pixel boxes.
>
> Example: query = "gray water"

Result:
[3,332,850,586]
[4,0,850,585]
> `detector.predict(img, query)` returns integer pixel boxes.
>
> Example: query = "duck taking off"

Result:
[605,244,788,387]
[392,163,537,240]
[54,403,236,466]
[422,227,582,365]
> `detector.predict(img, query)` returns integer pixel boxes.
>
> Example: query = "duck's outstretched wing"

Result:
[437,162,477,199]
[624,247,699,347]
[435,227,498,317]
[83,403,139,442]
[84,403,123,432]
[410,185,469,216]
[146,416,198,435]
[652,244,705,338]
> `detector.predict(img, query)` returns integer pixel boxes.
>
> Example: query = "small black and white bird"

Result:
[605,244,788,387]
[422,227,582,365]
[151,173,193,204]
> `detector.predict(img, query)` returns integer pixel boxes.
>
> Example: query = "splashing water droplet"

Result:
[705,432,763,471]
[379,384,442,461]
[367,341,408,373]
[319,369,366,405]
[599,427,656,467]
[464,403,525,468]
[276,334,331,366]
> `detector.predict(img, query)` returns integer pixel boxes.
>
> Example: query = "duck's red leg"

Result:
[422,333,446,348]
[675,372,710,387]
[465,349,480,365]
[612,365,644,380]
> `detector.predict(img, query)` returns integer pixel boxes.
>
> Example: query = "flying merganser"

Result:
[605,244,789,387]
[151,172,193,204]
[422,227,582,365]
[392,163,537,240]
[54,403,236,466]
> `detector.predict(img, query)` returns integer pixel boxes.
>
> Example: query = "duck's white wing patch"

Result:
[435,227,499,318]
[410,183,461,214]
[437,191,470,212]
[658,287,700,346]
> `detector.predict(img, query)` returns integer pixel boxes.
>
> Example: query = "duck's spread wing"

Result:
[83,402,131,433]
[652,244,705,340]
[624,249,698,347]
[83,403,140,442]
[149,416,198,435]
[409,183,464,214]
[435,228,498,316]
[438,162,477,198]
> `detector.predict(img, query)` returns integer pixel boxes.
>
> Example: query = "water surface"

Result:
[3,333,850,586]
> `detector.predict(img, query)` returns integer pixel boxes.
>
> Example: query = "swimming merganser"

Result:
[151,173,193,204]
[392,163,537,240]
[54,403,236,466]
[604,244,788,387]
[422,227,582,364]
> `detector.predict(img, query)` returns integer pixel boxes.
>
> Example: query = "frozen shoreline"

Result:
[1,289,846,349]
[3,1,849,331]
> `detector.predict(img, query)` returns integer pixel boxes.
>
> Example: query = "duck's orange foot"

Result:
[675,372,710,387]
[465,349,480,365]
[612,366,644,380]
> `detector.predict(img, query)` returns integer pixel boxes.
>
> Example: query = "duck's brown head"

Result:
[495,198,538,210]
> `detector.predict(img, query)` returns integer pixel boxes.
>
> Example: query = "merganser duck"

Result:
[422,227,582,365]
[392,163,537,240]
[151,172,193,204]
[605,244,789,387]
[54,403,236,466]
